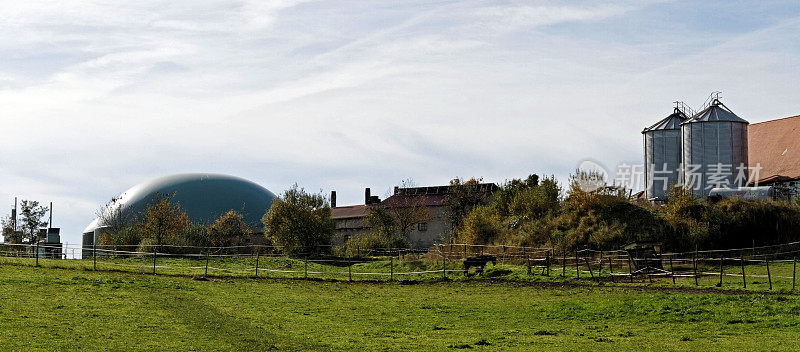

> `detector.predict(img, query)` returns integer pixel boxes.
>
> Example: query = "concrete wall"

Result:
[333,206,451,249]
[405,206,450,248]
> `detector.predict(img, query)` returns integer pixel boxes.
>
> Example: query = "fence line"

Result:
[1,241,799,291]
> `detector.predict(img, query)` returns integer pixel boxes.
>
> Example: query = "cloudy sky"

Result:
[2,0,800,245]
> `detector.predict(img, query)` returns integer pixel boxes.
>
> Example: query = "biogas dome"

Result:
[82,173,277,248]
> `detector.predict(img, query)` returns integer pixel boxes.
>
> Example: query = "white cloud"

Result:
[2,1,800,246]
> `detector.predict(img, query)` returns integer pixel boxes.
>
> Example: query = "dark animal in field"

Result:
[463,255,497,275]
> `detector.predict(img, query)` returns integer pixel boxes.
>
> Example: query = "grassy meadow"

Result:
[1,261,800,351]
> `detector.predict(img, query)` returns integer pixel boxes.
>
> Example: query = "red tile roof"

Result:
[749,115,800,183]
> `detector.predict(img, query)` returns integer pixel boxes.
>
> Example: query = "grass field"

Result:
[1,253,797,292]
[1,263,800,351]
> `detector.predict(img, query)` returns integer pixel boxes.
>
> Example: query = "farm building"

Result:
[642,98,749,201]
[748,114,800,200]
[82,173,277,254]
[331,183,499,248]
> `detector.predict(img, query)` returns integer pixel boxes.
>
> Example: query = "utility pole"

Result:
[12,197,17,232]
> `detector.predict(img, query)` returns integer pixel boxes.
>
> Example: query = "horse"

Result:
[463,255,497,275]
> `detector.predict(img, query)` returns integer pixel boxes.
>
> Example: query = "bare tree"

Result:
[384,179,431,237]
[95,197,133,234]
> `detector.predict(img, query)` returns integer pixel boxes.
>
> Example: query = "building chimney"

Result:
[394,186,399,195]
[330,191,337,208]
[365,188,371,205]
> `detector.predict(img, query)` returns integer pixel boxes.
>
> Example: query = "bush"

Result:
[456,205,505,245]
[97,226,141,253]
[208,210,251,247]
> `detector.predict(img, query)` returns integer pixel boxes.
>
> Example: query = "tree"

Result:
[1,216,19,243]
[137,195,190,249]
[444,177,491,230]
[18,200,48,243]
[208,210,251,247]
[384,179,431,238]
[262,184,334,255]
[95,197,134,235]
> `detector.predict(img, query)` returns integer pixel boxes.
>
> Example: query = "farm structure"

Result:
[331,183,498,248]
[643,96,800,202]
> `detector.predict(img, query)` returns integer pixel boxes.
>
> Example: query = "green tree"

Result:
[1,216,19,243]
[137,195,190,249]
[262,184,334,255]
[208,210,251,247]
[444,177,491,230]
[19,200,48,243]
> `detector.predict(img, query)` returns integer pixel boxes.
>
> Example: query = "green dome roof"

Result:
[84,173,277,234]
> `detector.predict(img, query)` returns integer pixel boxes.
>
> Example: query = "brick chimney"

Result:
[330,190,337,208]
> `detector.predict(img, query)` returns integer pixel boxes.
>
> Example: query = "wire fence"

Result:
[0,241,798,291]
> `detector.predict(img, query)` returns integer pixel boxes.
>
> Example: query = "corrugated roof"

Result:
[683,99,748,124]
[331,205,370,219]
[748,115,800,183]
[642,108,687,133]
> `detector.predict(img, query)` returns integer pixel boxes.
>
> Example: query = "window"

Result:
[418,222,428,232]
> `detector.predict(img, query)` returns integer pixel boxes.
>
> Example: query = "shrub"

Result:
[456,205,505,245]
[97,226,141,253]
[208,210,251,247]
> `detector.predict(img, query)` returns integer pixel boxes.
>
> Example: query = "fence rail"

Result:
[0,242,798,291]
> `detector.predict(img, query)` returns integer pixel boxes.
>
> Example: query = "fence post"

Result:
[205,248,209,277]
[584,257,594,281]
[348,255,352,281]
[442,250,446,279]
[627,255,634,283]
[608,256,614,283]
[718,257,724,287]
[546,250,550,276]
[464,244,467,259]
[766,258,772,290]
[793,257,797,291]
[598,252,603,279]
[526,254,531,275]
[152,247,157,275]
[575,252,580,278]
[304,254,308,279]
[740,254,746,289]
[255,250,260,278]
[693,253,698,286]
[562,252,566,277]
[669,255,675,284]
[502,245,506,265]
[93,241,97,271]
[390,257,393,281]
[35,241,39,267]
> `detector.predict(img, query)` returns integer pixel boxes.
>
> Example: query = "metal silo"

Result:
[681,98,748,196]
[643,107,687,201]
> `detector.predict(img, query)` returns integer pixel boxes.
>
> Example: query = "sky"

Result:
[2,0,800,246]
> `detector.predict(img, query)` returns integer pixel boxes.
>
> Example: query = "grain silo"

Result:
[643,107,688,201]
[681,98,748,196]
